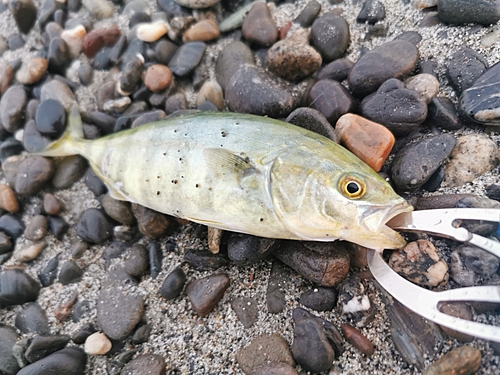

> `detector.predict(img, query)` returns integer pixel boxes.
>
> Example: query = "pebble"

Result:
[266,261,288,314]
[389,240,449,287]
[136,21,169,42]
[437,0,500,25]
[231,297,259,328]
[82,0,114,19]
[167,16,195,42]
[84,332,112,355]
[439,302,474,342]
[49,215,68,238]
[82,24,121,58]
[356,0,385,24]
[0,185,18,213]
[15,58,48,85]
[58,260,83,285]
[119,56,143,94]
[144,64,173,93]
[457,244,499,277]
[236,334,295,375]
[154,40,178,65]
[160,267,186,300]
[24,335,69,364]
[443,134,500,187]
[12,156,54,196]
[103,97,131,114]
[131,110,166,128]
[35,99,66,138]
[404,73,439,104]
[0,326,20,374]
[76,208,114,243]
[61,25,87,59]
[43,193,63,215]
[215,41,255,91]
[182,19,219,42]
[226,64,302,117]
[341,322,374,356]
[266,29,322,81]
[52,155,87,189]
[13,241,47,263]
[0,86,27,133]
[426,97,463,130]
[360,78,428,135]
[227,233,277,265]
[423,345,481,375]
[292,308,335,372]
[9,0,37,34]
[337,278,376,327]
[7,34,25,50]
[72,323,96,345]
[0,214,25,241]
[460,61,500,125]
[25,215,48,241]
[299,286,337,311]
[40,79,76,111]
[348,40,419,97]
[317,58,353,82]
[17,347,87,375]
[446,47,488,94]
[15,303,50,335]
[37,257,58,287]
[274,242,350,286]
[311,11,350,62]
[0,37,6,56]
[120,354,166,375]
[0,232,12,254]
[391,134,456,191]
[0,138,23,163]
[0,64,14,96]
[186,273,230,316]
[336,113,394,172]
[242,2,278,46]
[197,81,224,110]
[131,324,151,344]
[132,204,170,238]
[168,41,206,77]
[101,193,134,226]
[286,107,338,142]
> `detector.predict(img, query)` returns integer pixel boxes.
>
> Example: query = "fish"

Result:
[36,105,413,250]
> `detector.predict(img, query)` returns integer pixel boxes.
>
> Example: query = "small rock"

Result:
[0,326,20,374]
[82,24,121,58]
[242,2,278,47]
[422,345,481,375]
[16,58,48,85]
[61,25,87,59]
[0,269,40,307]
[101,193,134,226]
[457,244,500,277]
[299,287,338,312]
[0,86,27,133]
[215,41,254,91]
[404,73,439,104]
[43,193,63,215]
[439,302,474,342]
[131,324,152,344]
[0,64,14,96]
[9,0,37,33]
[254,362,298,375]
[82,0,114,19]
[58,260,83,285]
[197,81,224,110]
[294,0,321,27]
[337,278,376,327]
[38,257,59,287]
[447,48,488,94]
[227,233,277,265]
[72,323,96,345]
[0,232,12,254]
[24,335,70,363]
[132,204,170,238]
[437,0,500,25]
[443,134,500,187]
[426,97,463,130]
[35,99,66,139]
[341,323,374,356]
[51,155,87,189]
[15,303,50,335]
[25,215,48,241]
[7,34,25,50]
[17,347,87,375]
[160,267,186,300]
[286,107,338,142]
[186,273,230,316]
[144,64,172,93]
[0,185,18,213]
[155,39,178,65]
[231,297,259,328]
[168,41,206,77]
[136,21,169,42]
[76,208,114,244]
[336,113,395,172]
[266,261,288,314]
[13,241,46,263]
[311,12,350,62]
[357,0,385,24]
[317,58,353,82]
[119,354,166,375]
[84,332,112,355]
[0,214,25,241]
[48,215,69,239]
[124,244,149,278]
[183,19,219,42]
[40,79,76,111]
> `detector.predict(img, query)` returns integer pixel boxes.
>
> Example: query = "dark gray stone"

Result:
[437,0,500,25]
[294,0,322,27]
[15,303,50,335]
[447,48,488,94]
[0,85,27,133]
[58,260,83,285]
[299,286,338,312]
[311,12,350,62]
[0,326,20,375]
[356,0,385,24]
[427,97,463,130]
[316,58,353,82]
[231,297,259,328]
[168,42,206,77]
[160,267,186,300]
[25,335,71,363]
[0,269,40,307]
[307,79,356,124]
[286,107,339,142]
[17,347,87,375]
[76,208,113,244]
[227,233,277,265]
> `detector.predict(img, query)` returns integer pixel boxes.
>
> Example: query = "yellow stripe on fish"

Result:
[36,105,413,250]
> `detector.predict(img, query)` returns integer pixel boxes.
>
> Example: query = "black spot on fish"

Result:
[157,175,161,179]
[157,191,160,195]
[171,180,178,184]
[174,129,177,133]
[163,152,166,156]
[195,184,199,188]
[260,218,264,222]
[221,131,227,137]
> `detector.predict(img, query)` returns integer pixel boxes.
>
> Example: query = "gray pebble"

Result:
[15,303,50,335]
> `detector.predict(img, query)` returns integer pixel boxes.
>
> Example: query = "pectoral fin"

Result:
[203,148,259,182]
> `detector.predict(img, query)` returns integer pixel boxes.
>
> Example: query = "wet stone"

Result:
[119,56,143,94]
[226,64,302,118]
[311,12,350,62]
[341,323,374,356]
[422,345,481,375]
[186,273,230,316]
[391,134,456,191]
[165,93,187,114]
[120,354,166,375]
[38,256,59,287]
[286,107,338,142]
[168,42,206,77]
[47,37,69,73]
[132,204,170,238]
[336,113,394,172]
[160,267,186,300]
[231,296,259,328]
[0,138,23,163]
[274,241,350,287]
[356,0,385,24]
[227,233,277,265]
[17,347,87,375]
[360,78,428,135]
[0,326,20,375]
[102,241,129,269]
[348,40,419,97]
[427,97,462,130]
[242,2,278,47]
[15,303,50,335]
[337,278,376,327]
[76,208,114,244]
[78,62,94,85]
[437,0,500,25]
[485,183,500,201]
[447,48,488,94]
[443,134,500,188]
[236,334,295,375]
[25,335,71,363]
[0,269,40,307]
[0,85,27,133]
[0,214,25,241]
[317,58,353,82]
[299,286,338,312]
[266,29,322,81]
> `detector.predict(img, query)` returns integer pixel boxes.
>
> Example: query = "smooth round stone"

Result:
[395,31,422,46]
[144,64,172,93]
[13,241,46,262]
[197,81,223,110]
[82,0,114,19]
[14,156,54,196]
[78,62,94,85]
[15,303,50,335]
[485,183,500,201]
[0,137,23,163]
[154,39,178,65]
[215,41,255,91]
[119,56,143,94]
[35,99,66,138]
[120,354,166,375]
[16,58,48,85]
[123,244,149,278]
[76,208,113,244]
[51,155,86,189]
[294,0,321,27]
[58,260,83,285]
[132,204,170,238]
[236,334,295,374]
[182,19,219,42]
[0,326,20,375]
[427,97,463,130]
[25,335,71,363]
[7,34,24,50]
[186,273,230,316]
[82,24,121,58]
[311,12,350,62]
[286,107,338,142]
[0,63,14,96]
[254,362,298,375]
[336,113,395,172]
[0,269,40,307]
[0,85,27,133]
[226,64,302,118]
[168,41,206,77]
[17,347,87,375]
[38,256,59,287]
[422,345,481,375]
[0,214,25,241]
[160,267,187,300]
[447,48,488,94]
[48,37,69,73]
[148,241,163,279]
[131,110,166,128]
[348,40,419,97]
[307,79,356,124]
[84,332,112,355]
[231,296,259,328]
[136,21,169,42]
[242,2,278,46]
[341,323,375,356]
[40,80,76,111]
[317,58,353,82]
[360,78,428,135]
[459,61,500,125]
[165,92,187,114]
[437,0,500,25]
[391,134,456,191]
[25,215,48,242]
[0,36,6,56]
[101,193,134,226]
[357,0,385,24]
[299,287,338,312]
[404,73,439,104]
[184,248,229,270]
[266,29,322,81]
[443,134,500,187]
[227,234,277,265]
[9,0,37,34]
[0,185,18,213]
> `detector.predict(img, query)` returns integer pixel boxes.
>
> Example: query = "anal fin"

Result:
[89,162,129,201]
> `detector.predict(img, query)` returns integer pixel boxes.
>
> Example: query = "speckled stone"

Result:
[311,11,350,62]
[186,273,230,316]
[422,345,481,375]
[242,2,278,47]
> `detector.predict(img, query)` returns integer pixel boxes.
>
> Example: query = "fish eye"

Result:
[338,175,366,199]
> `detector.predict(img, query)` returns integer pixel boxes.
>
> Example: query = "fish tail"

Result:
[35,104,86,157]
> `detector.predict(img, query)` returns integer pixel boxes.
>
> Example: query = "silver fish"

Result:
[38,106,413,250]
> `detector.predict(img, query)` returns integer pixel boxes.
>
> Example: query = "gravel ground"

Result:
[0,0,499,374]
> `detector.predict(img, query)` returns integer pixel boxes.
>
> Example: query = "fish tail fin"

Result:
[34,104,86,157]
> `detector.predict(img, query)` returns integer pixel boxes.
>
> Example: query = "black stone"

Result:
[286,107,338,142]
[215,41,255,91]
[294,0,322,27]
[37,0,64,28]
[124,244,149,278]
[129,12,151,28]
[485,184,500,202]
[17,347,87,375]
[120,56,144,93]
[0,85,27,133]
[0,269,40,307]
[131,110,166,128]
[184,248,229,271]
[0,232,12,254]
[148,240,163,279]
[266,261,288,314]
[437,0,500,25]
[0,214,25,241]
[9,0,37,34]
[76,208,113,243]
[160,267,186,300]
[52,155,88,189]
[426,97,462,130]
[80,111,116,135]
[227,233,277,265]
[131,324,152,344]
[108,36,127,66]
[84,168,108,197]
[197,100,218,111]
[36,99,66,138]
[48,215,69,240]
[58,260,83,285]
[311,12,350,62]
[168,42,206,77]
[25,335,71,363]
[93,47,112,70]
[299,286,338,312]
[316,58,353,82]
[422,165,445,192]
[15,303,50,335]
[307,79,356,124]
[357,0,385,24]
[447,47,488,94]
[155,39,178,65]
[72,300,91,322]
[72,323,96,344]
[0,137,24,163]
[38,256,59,287]
[0,326,20,375]
[47,37,69,74]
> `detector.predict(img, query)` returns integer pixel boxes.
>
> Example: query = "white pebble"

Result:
[84,332,112,355]
[136,21,169,42]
